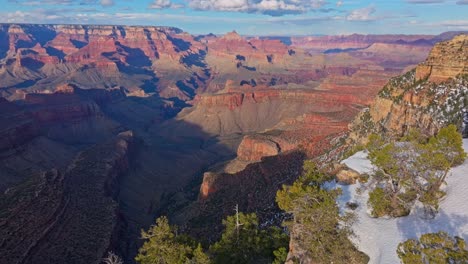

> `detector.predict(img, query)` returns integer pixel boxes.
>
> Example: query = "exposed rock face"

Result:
[236,135,280,162]
[290,32,462,53]
[335,165,361,185]
[206,31,288,60]
[350,34,468,142]
[0,131,133,264]
[179,151,306,240]
[415,34,468,83]
[0,87,128,192]
[0,24,205,100]
[352,35,468,140]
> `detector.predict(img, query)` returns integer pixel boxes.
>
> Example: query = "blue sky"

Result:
[1,0,467,35]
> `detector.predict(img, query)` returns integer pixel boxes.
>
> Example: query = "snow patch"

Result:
[339,139,468,264]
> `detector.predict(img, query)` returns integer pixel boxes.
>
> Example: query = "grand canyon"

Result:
[0,9,467,263]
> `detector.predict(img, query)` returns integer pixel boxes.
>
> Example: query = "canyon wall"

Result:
[2,24,465,264]
[350,34,468,142]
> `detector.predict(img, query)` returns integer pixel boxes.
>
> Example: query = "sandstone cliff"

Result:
[349,34,468,141]
[0,24,205,100]
[415,34,467,83]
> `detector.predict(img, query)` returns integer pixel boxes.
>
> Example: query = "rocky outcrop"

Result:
[350,34,468,143]
[415,34,468,83]
[182,151,306,240]
[334,164,362,185]
[236,135,281,162]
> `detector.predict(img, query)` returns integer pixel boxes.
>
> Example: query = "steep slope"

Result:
[0,132,133,264]
[350,34,468,142]
[0,24,207,100]
[0,86,126,192]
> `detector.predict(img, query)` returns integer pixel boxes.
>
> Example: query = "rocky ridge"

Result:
[349,34,468,142]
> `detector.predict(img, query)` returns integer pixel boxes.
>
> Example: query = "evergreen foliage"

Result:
[135,216,210,264]
[136,213,288,264]
[210,212,289,264]
[276,161,369,263]
[366,125,466,218]
[397,232,468,264]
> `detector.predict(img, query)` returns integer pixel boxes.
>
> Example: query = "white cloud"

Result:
[336,1,343,7]
[346,6,376,21]
[100,0,113,7]
[188,0,327,16]
[148,0,184,9]
[408,19,468,30]
[438,20,468,28]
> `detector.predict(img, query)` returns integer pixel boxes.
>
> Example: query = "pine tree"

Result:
[135,216,192,264]
[187,244,211,264]
[276,162,368,263]
[209,212,288,264]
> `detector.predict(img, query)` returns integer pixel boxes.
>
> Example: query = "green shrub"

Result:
[368,187,392,218]
[210,213,288,264]
[276,162,369,263]
[397,232,468,264]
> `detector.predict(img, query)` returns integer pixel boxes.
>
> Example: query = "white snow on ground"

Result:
[338,139,468,264]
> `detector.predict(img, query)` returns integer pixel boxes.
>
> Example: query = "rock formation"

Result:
[350,34,468,142]
[415,34,468,83]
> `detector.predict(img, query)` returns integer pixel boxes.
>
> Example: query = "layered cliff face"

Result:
[0,83,202,264]
[349,34,468,142]
[0,24,205,100]
[0,98,39,152]
[415,34,468,83]
[290,32,464,53]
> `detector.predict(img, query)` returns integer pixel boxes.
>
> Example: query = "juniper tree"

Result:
[276,161,368,263]
[397,232,468,264]
[209,212,288,264]
[135,216,210,264]
[366,125,466,218]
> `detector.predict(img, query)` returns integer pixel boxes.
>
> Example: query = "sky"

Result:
[1,0,467,35]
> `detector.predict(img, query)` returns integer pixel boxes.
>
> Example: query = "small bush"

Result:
[368,187,392,217]
[397,232,468,264]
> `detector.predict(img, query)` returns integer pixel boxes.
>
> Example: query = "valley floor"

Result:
[340,139,468,264]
